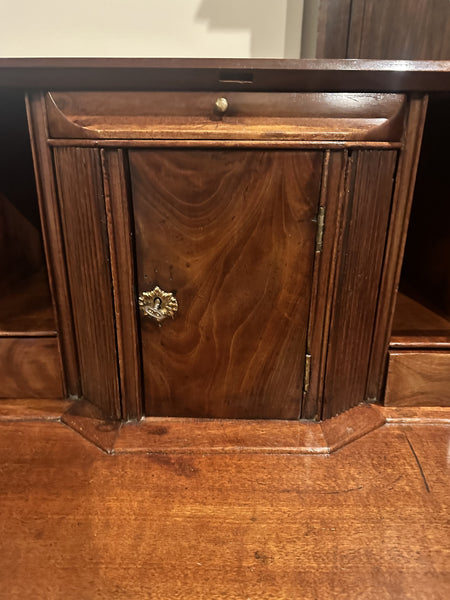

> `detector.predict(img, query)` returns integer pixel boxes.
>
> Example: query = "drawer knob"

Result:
[139,286,178,323]
[214,97,229,114]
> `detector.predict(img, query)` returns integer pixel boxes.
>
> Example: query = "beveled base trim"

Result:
[2,400,449,454]
[378,405,450,424]
[61,400,122,453]
[112,404,385,455]
[0,399,72,421]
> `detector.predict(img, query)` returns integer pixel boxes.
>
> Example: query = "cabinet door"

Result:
[129,149,323,419]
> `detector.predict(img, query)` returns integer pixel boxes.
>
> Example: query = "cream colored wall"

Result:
[0,0,303,58]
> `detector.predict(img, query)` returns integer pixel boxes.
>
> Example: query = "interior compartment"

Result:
[391,94,450,350]
[0,89,56,335]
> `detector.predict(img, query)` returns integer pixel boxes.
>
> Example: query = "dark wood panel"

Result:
[322,150,397,419]
[0,338,64,398]
[53,147,121,419]
[302,150,347,419]
[385,351,450,407]
[349,0,450,60]
[26,92,80,396]
[315,0,352,59]
[46,91,405,142]
[101,149,142,421]
[130,149,323,419]
[365,96,428,403]
[1,58,450,92]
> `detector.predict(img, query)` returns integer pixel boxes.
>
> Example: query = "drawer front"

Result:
[46,91,406,141]
[130,148,324,419]
[385,350,450,407]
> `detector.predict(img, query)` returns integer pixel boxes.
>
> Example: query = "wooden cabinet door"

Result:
[129,149,323,419]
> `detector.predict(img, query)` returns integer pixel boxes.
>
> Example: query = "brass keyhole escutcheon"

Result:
[139,286,178,323]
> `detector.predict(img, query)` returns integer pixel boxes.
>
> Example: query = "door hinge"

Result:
[303,353,312,394]
[315,205,326,252]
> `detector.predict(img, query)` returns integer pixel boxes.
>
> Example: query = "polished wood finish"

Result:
[302,150,347,419]
[48,139,403,150]
[382,94,450,408]
[46,91,406,141]
[53,147,121,419]
[2,61,448,420]
[385,351,450,407]
[1,418,449,598]
[1,58,450,92]
[26,92,80,397]
[391,292,450,349]
[82,404,384,455]
[101,149,142,421]
[131,149,323,419]
[0,398,71,421]
[366,96,429,402]
[0,338,64,398]
[61,400,122,454]
[382,405,450,424]
[322,150,397,418]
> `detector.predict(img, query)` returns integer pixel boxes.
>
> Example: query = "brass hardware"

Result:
[214,97,229,114]
[303,353,312,394]
[315,206,326,253]
[139,286,178,323]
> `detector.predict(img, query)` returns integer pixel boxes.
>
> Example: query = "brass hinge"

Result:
[315,206,326,252]
[303,353,312,394]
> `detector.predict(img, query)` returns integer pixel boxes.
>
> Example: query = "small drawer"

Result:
[384,350,450,407]
[46,91,406,142]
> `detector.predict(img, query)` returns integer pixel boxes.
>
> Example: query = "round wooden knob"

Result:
[214,97,229,114]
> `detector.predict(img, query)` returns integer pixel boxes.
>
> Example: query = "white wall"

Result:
[0,0,304,58]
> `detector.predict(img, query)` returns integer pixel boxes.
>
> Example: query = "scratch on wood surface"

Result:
[405,433,431,493]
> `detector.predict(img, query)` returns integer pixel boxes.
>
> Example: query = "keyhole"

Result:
[153,297,162,310]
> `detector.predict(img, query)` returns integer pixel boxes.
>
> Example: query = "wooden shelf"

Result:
[390,291,450,349]
[0,270,56,336]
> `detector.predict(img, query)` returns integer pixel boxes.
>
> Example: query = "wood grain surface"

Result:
[1,59,449,93]
[385,351,450,407]
[26,92,81,397]
[347,0,450,60]
[322,150,397,418]
[113,404,384,455]
[0,399,71,421]
[53,147,121,419]
[302,150,347,419]
[315,0,353,59]
[391,292,450,348]
[365,96,428,403]
[0,338,63,398]
[46,91,406,142]
[130,149,323,419]
[101,149,142,421]
[0,419,449,599]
